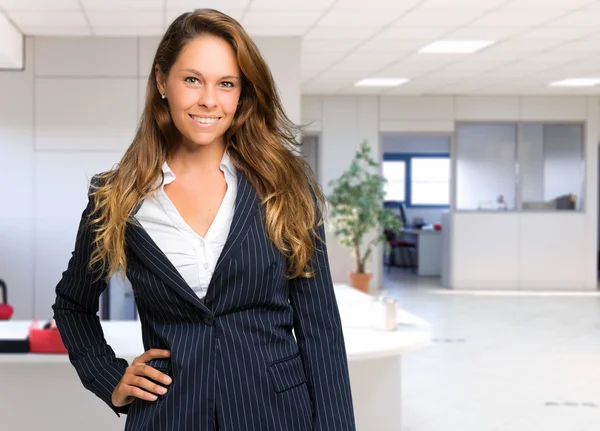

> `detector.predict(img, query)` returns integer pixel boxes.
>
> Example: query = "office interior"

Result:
[2,0,600,430]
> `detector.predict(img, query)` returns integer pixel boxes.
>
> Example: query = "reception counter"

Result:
[0,284,430,430]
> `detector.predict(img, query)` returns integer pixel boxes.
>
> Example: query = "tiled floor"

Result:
[379,270,600,431]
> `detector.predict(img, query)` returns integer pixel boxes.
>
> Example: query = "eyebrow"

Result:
[182,68,240,81]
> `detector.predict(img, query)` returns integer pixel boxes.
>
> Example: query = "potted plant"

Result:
[327,140,403,293]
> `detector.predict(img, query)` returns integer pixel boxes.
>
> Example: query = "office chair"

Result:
[384,229,416,272]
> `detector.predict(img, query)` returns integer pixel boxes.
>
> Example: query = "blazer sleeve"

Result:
[288,219,357,431]
[51,178,130,417]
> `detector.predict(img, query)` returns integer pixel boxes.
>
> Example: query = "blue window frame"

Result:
[383,153,450,209]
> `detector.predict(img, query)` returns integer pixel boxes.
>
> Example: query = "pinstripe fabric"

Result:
[53,172,356,431]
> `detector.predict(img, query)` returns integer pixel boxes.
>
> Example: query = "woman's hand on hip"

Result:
[112,349,172,407]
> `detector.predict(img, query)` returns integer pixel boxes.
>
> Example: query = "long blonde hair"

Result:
[89,9,325,281]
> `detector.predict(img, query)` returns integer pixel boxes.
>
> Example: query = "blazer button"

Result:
[204,316,215,326]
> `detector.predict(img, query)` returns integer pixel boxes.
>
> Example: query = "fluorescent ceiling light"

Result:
[355,78,409,87]
[549,78,600,87]
[418,40,496,54]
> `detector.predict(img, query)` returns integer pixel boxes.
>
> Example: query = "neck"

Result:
[168,140,226,175]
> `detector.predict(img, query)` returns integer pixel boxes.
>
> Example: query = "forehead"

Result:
[175,35,240,74]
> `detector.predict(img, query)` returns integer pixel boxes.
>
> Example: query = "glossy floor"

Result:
[380,270,600,431]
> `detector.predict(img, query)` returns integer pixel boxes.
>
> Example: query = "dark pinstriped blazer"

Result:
[52,171,356,431]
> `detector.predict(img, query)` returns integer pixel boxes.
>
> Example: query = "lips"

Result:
[189,114,221,125]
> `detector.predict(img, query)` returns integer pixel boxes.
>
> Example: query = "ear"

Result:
[155,64,166,96]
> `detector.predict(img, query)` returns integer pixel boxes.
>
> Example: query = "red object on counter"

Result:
[29,320,68,354]
[433,223,442,231]
[0,279,14,320]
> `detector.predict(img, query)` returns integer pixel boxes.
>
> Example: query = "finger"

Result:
[133,349,170,364]
[127,384,160,402]
[130,374,169,397]
[139,364,172,385]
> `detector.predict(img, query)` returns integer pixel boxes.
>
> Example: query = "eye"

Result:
[185,77,199,84]
[220,81,234,88]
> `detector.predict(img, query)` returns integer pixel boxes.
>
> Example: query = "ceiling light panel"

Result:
[355,77,410,87]
[419,40,496,53]
[549,78,600,87]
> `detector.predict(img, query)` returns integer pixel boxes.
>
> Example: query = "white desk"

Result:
[401,228,443,276]
[0,284,430,431]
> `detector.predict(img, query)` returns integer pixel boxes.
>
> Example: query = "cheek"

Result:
[221,92,241,116]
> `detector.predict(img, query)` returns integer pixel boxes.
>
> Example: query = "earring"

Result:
[161,94,166,99]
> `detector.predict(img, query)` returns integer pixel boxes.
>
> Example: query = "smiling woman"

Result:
[52,7,356,431]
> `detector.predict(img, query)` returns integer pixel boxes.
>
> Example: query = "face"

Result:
[156,35,242,149]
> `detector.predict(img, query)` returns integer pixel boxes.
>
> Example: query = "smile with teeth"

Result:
[190,114,221,124]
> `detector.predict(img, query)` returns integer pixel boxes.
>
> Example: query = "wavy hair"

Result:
[88,9,325,281]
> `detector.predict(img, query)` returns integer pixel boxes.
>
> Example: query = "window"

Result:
[383,153,450,208]
[383,161,406,201]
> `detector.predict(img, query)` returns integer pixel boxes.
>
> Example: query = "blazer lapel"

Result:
[210,172,260,287]
[126,221,212,314]
[125,171,260,312]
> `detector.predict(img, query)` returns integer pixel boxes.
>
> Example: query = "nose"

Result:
[198,85,217,108]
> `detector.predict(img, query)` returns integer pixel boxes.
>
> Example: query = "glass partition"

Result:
[455,122,585,212]
[455,123,517,211]
[519,123,584,211]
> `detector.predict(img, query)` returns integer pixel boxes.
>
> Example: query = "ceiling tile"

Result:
[87,10,162,27]
[357,38,428,54]
[473,9,567,26]
[396,9,487,27]
[503,0,595,8]
[442,26,525,40]
[248,0,333,9]
[94,26,162,36]
[334,0,422,9]
[318,9,407,27]
[81,0,162,9]
[419,0,508,8]
[8,11,87,27]
[165,8,244,24]
[302,38,363,52]
[0,0,79,11]
[245,26,307,36]
[375,26,451,40]
[548,9,600,26]
[304,26,380,39]
[167,0,250,8]
[518,26,596,39]
[19,26,90,35]
[242,9,323,27]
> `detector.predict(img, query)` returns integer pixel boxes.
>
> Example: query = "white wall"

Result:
[0,35,301,320]
[304,95,599,291]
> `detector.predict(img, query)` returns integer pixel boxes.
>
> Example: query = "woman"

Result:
[52,8,355,431]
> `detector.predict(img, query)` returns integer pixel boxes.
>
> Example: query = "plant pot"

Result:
[349,272,373,293]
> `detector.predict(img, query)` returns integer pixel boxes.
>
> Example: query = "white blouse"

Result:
[135,152,237,299]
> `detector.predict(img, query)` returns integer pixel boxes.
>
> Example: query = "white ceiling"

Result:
[1,0,600,96]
